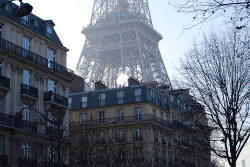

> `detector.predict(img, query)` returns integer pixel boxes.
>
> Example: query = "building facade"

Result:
[76,0,171,89]
[69,78,211,167]
[0,1,73,166]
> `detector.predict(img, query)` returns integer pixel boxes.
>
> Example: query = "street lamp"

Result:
[1,0,33,17]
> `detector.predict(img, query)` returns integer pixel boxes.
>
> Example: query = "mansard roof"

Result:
[0,0,64,46]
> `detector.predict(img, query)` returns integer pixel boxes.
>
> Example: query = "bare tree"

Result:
[170,0,250,30]
[69,125,158,167]
[178,29,249,167]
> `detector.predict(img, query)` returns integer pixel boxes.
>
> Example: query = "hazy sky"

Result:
[21,0,219,81]
[19,1,248,166]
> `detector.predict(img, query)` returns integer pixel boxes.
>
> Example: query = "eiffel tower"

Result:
[76,0,171,89]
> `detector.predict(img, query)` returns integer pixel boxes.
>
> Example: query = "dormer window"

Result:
[5,3,11,11]
[21,15,29,26]
[34,18,40,27]
[46,25,53,38]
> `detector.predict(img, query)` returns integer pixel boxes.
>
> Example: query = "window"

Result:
[97,150,104,164]
[162,149,166,160]
[68,97,72,110]
[154,128,158,142]
[134,127,142,141]
[22,141,32,159]
[134,107,141,121]
[162,132,166,144]
[117,129,124,142]
[98,93,105,106]
[134,147,142,161]
[21,15,29,25]
[98,111,104,124]
[48,79,56,101]
[98,130,105,144]
[81,95,87,108]
[117,109,124,123]
[160,112,164,121]
[153,109,156,119]
[81,113,87,126]
[117,90,124,104]
[47,48,56,69]
[23,69,30,85]
[48,146,58,162]
[34,18,40,27]
[117,148,125,162]
[47,25,53,38]
[134,89,141,102]
[48,79,56,93]
[150,89,155,102]
[154,148,159,162]
[23,36,30,58]
[22,104,31,121]
[5,3,11,11]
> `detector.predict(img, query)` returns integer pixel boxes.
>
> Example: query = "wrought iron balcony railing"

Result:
[44,92,68,108]
[0,112,16,127]
[0,113,37,133]
[0,38,74,79]
[0,75,10,89]
[20,84,38,99]
[0,155,8,166]
[70,114,172,129]
[173,120,194,132]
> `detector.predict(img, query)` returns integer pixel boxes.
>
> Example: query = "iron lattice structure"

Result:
[76,0,171,88]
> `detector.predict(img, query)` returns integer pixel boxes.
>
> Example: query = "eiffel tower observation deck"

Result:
[76,0,172,89]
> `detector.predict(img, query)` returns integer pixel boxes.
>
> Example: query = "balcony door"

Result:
[23,69,30,86]
[47,48,56,69]
[22,104,31,121]
[23,36,30,58]
[48,79,56,101]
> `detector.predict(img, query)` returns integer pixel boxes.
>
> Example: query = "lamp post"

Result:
[0,0,33,17]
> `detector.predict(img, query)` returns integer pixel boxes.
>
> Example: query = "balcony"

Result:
[0,155,8,166]
[0,75,10,97]
[19,158,37,167]
[0,113,37,133]
[133,136,142,142]
[0,112,16,128]
[20,84,38,105]
[0,38,74,80]
[173,120,194,132]
[44,92,68,111]
[70,114,172,129]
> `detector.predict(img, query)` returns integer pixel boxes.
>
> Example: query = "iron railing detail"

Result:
[44,92,68,108]
[20,84,38,99]
[0,75,10,89]
[70,114,172,129]
[0,113,37,133]
[0,38,74,79]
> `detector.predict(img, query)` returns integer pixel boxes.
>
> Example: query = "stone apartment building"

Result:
[69,78,211,167]
[0,0,73,166]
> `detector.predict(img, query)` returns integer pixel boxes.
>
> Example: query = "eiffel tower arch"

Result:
[76,0,171,89]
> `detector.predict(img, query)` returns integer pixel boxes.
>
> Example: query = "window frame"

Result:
[134,88,142,102]
[81,95,88,108]
[46,24,53,38]
[98,93,105,106]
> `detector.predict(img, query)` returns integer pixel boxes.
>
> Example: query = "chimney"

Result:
[95,81,107,90]
[128,77,141,86]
